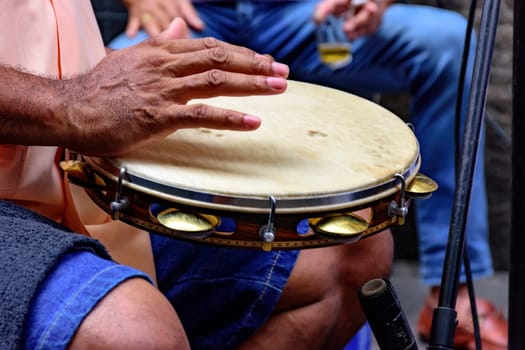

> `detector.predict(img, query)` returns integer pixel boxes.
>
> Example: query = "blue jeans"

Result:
[151,234,299,349]
[110,2,492,286]
[24,240,298,350]
[23,251,151,350]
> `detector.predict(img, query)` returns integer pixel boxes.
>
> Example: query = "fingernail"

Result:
[243,115,261,129]
[272,62,290,77]
[266,77,287,91]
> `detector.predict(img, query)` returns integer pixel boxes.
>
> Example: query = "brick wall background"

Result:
[389,0,513,270]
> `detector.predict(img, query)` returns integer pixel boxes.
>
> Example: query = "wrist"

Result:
[0,66,70,147]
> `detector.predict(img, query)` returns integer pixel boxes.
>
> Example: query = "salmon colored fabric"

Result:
[0,0,105,229]
[0,1,156,279]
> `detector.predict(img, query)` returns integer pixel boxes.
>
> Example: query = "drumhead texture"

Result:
[95,81,419,211]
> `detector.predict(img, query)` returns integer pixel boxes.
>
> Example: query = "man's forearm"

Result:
[0,66,70,147]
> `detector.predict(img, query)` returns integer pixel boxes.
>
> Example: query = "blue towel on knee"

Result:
[0,200,110,350]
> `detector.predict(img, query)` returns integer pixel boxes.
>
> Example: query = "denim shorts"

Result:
[23,251,150,350]
[150,234,299,349]
[24,236,299,350]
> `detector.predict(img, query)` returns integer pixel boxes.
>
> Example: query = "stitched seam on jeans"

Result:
[35,265,124,350]
[223,250,282,348]
[168,274,285,290]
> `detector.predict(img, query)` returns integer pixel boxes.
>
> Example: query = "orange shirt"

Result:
[0,1,155,278]
[0,0,105,230]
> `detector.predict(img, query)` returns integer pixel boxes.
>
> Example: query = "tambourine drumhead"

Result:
[87,80,419,214]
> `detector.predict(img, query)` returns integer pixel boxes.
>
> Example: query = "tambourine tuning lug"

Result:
[110,197,130,220]
[259,196,277,251]
[110,167,130,220]
[387,174,409,225]
[388,200,408,225]
[259,224,276,252]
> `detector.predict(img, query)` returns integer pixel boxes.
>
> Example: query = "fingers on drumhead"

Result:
[171,103,261,130]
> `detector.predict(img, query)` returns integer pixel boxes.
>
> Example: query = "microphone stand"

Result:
[427,0,500,348]
[510,0,525,347]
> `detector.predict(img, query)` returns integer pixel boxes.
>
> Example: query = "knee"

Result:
[419,11,471,63]
[338,230,394,291]
[392,6,470,66]
[69,278,190,350]
[325,232,394,344]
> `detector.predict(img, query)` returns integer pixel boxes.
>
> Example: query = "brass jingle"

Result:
[309,213,369,243]
[406,173,439,198]
[156,208,220,238]
[59,160,106,189]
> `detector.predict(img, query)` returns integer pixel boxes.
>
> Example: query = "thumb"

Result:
[158,17,190,40]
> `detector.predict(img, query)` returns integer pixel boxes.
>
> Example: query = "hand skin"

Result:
[123,0,205,37]
[313,0,394,40]
[0,18,289,157]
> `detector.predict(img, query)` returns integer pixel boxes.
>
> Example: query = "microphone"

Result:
[358,278,418,350]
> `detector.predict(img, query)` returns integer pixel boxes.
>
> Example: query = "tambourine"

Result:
[62,81,437,251]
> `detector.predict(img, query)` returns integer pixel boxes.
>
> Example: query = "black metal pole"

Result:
[427,0,500,348]
[510,0,525,348]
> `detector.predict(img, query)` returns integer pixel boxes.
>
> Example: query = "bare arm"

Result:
[0,66,69,147]
[1,19,289,157]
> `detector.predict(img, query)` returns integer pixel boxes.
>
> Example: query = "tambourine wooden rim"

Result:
[85,154,420,214]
